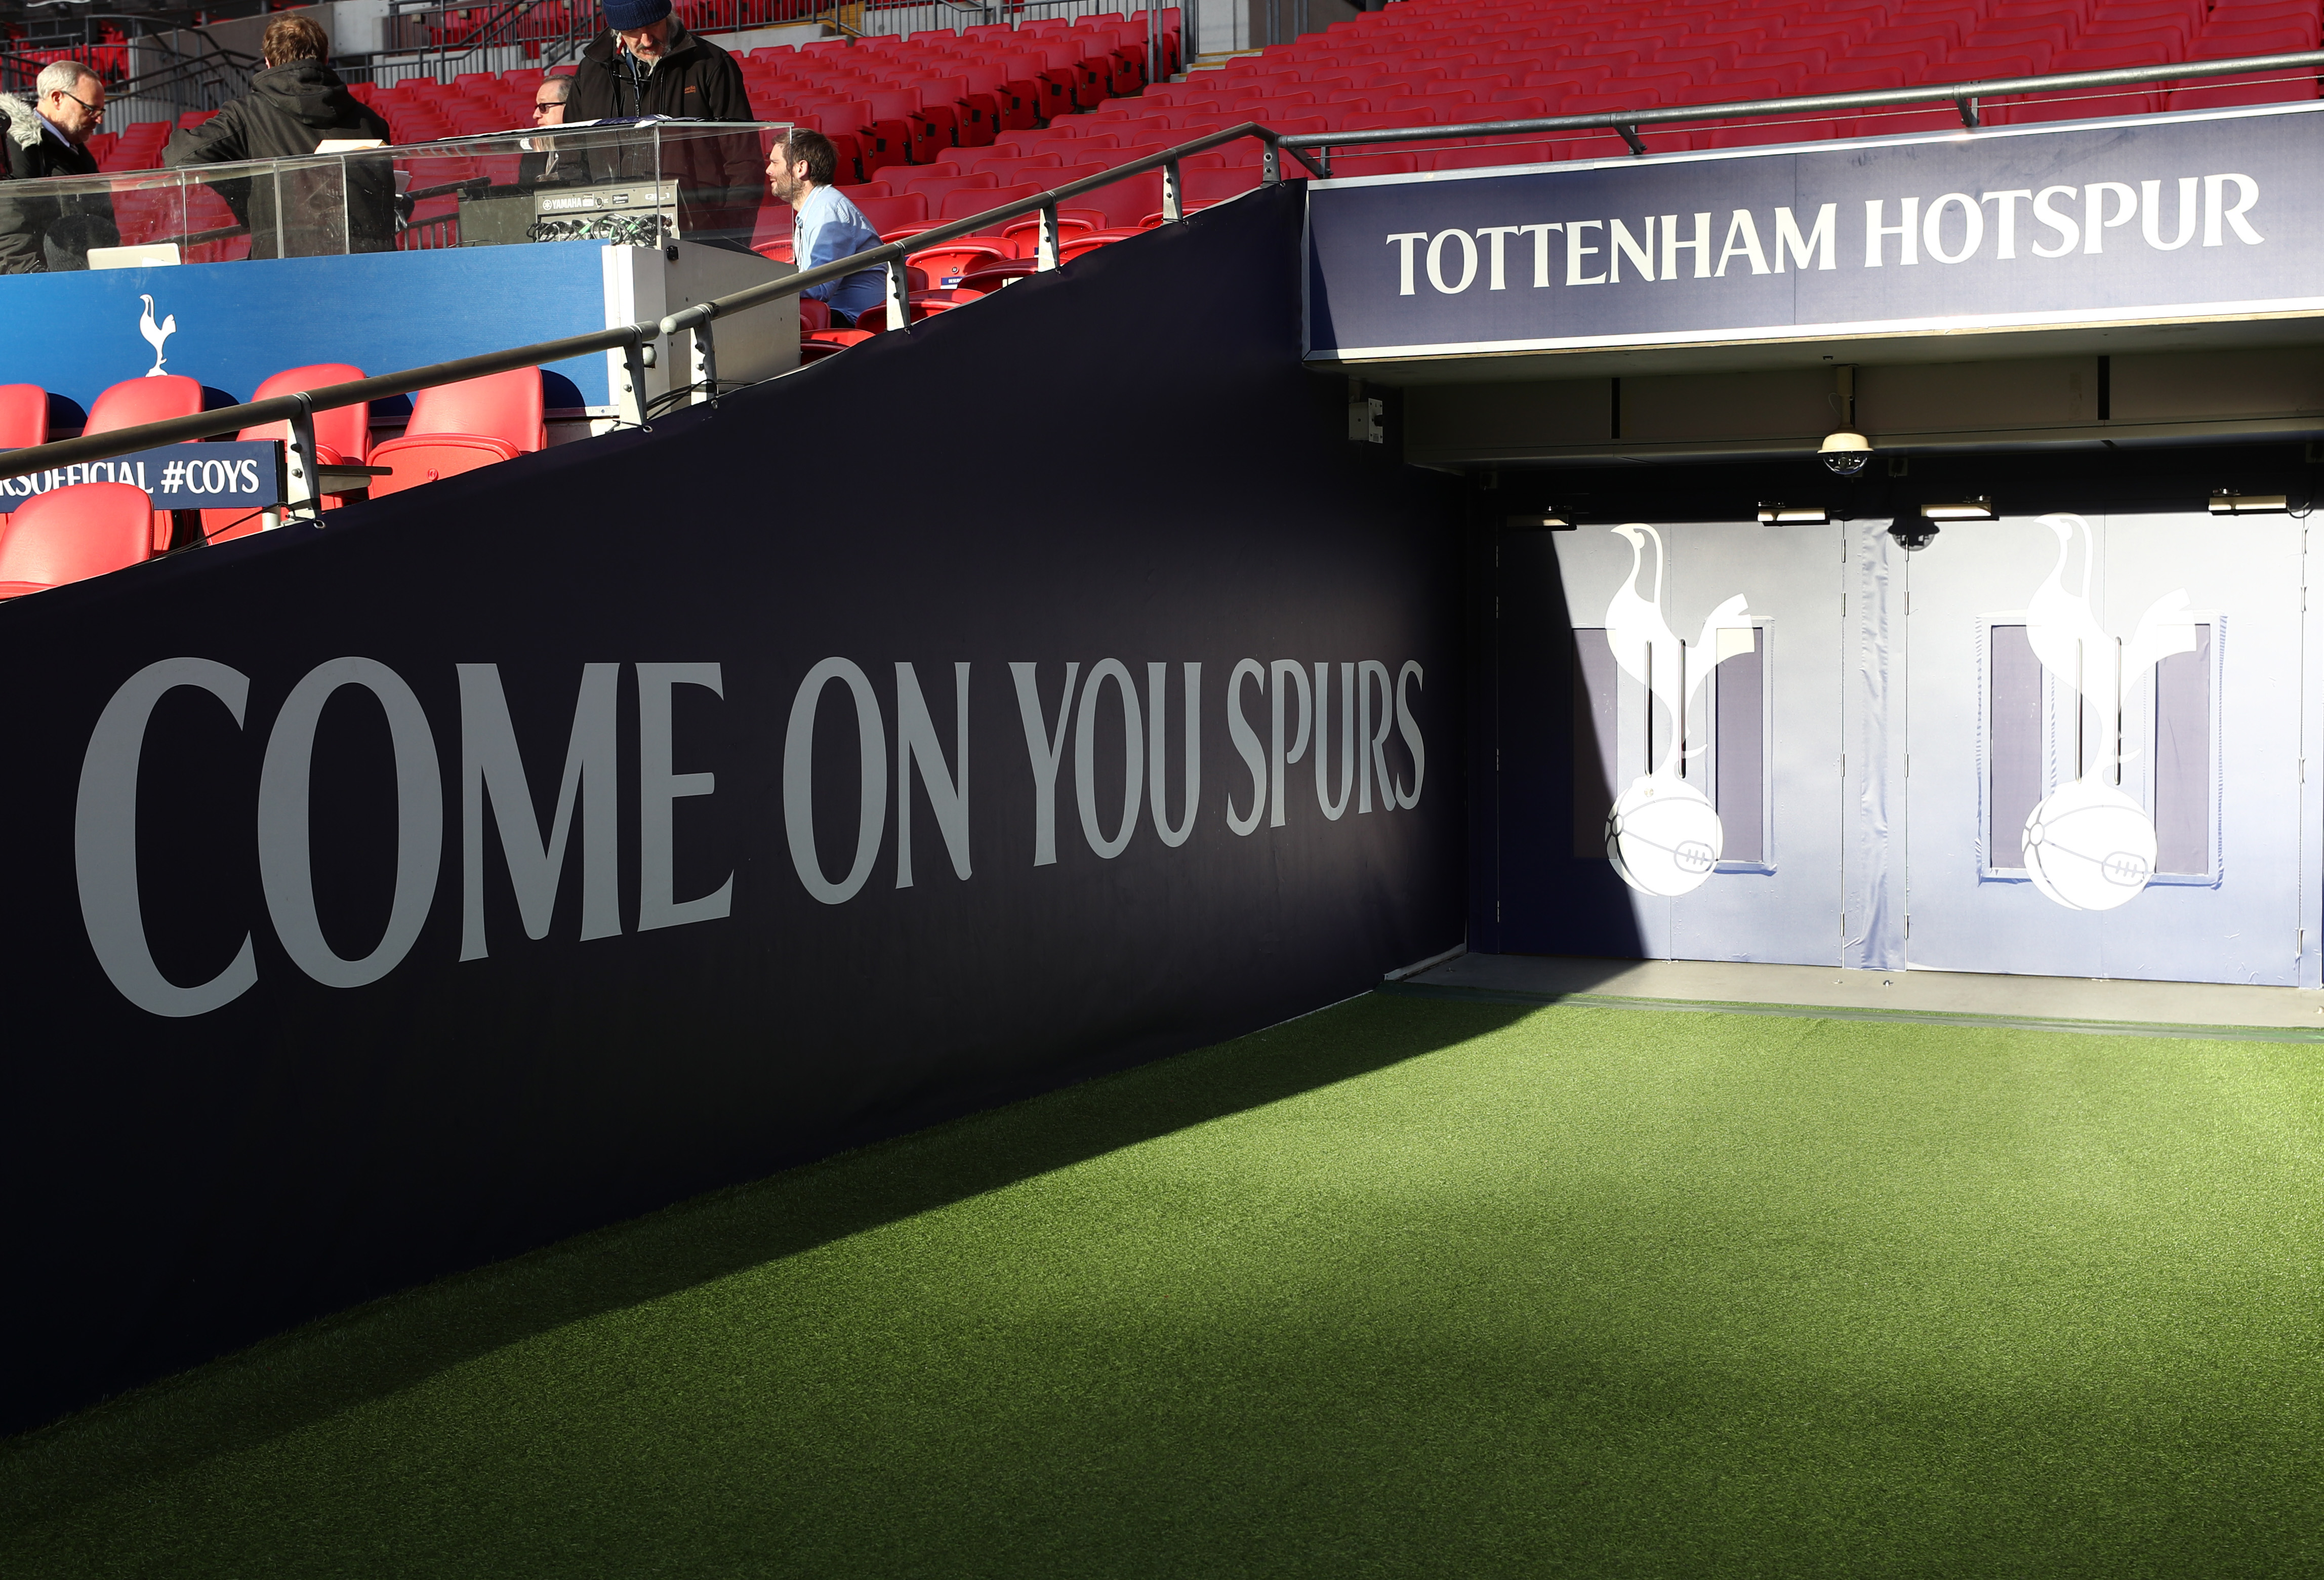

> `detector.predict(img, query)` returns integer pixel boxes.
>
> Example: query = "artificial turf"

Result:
[3,992,2321,1575]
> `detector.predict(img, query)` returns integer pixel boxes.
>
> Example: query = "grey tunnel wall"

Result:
[0,183,1467,1433]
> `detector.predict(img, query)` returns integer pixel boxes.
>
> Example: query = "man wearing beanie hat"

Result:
[567,0,758,245]
[567,0,751,126]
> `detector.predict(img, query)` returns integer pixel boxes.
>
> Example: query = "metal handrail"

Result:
[0,120,1311,484]
[1280,47,2324,157]
[4,47,2319,487]
[24,28,265,121]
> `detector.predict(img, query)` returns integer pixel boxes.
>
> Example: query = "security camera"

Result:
[1819,430,1871,476]
[1889,521,1939,552]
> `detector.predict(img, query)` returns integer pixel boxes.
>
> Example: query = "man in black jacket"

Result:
[566,0,752,124]
[0,62,118,273]
[162,15,394,257]
[566,0,761,248]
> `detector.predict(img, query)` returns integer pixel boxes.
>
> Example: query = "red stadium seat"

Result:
[86,373,203,436]
[0,482,154,598]
[801,329,873,362]
[999,209,1107,256]
[907,238,1011,288]
[0,384,48,448]
[1703,118,1838,148]
[889,170,1000,207]
[1074,170,1165,229]
[202,363,368,543]
[945,182,1042,233]
[851,289,980,333]
[2171,24,2322,108]
[86,374,203,552]
[851,193,930,234]
[368,368,545,499]
[1177,166,1268,208]
[1426,141,1556,171]
[1311,149,1422,181]
[1057,227,1147,264]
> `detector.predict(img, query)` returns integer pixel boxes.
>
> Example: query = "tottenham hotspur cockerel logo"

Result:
[1601,524,1758,897]
[138,294,176,377]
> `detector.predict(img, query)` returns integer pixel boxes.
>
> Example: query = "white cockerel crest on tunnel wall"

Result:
[1602,523,1757,897]
[2017,512,2201,911]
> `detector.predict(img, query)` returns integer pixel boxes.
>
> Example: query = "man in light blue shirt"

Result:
[765,129,885,325]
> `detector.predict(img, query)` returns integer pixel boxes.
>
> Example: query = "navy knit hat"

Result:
[602,0,670,29]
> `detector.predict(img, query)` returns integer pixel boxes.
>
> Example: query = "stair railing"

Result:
[6,48,2321,492]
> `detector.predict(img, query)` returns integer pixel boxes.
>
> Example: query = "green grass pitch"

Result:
[4,993,2320,1575]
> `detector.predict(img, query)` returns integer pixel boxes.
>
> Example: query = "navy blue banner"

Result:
[0,184,1464,1433]
[1306,102,2324,358]
[0,440,282,512]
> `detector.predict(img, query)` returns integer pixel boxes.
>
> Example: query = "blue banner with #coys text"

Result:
[0,441,284,513]
[1303,101,2324,360]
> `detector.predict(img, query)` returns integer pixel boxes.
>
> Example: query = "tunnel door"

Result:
[1530,518,1847,966]
[1901,510,2309,985]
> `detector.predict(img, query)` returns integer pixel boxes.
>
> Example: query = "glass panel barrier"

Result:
[0,121,786,274]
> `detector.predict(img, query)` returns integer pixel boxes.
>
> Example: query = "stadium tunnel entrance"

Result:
[1306,109,2324,987]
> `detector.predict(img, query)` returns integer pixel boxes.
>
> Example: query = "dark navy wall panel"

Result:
[0,184,1464,1432]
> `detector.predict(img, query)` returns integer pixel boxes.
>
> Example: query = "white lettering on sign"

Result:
[75,658,259,1017]
[638,662,732,931]
[3,460,150,499]
[458,662,620,961]
[1774,205,1836,271]
[257,657,443,990]
[1425,228,1479,294]
[75,655,1429,1015]
[1226,658,1267,837]
[1387,230,1429,295]
[1377,171,2264,294]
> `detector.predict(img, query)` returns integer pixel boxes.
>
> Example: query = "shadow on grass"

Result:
[0,991,1536,1532]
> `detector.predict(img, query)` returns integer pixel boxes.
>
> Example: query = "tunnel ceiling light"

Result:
[1922,497,1997,521]
[2210,491,2289,515]
[1757,504,1831,524]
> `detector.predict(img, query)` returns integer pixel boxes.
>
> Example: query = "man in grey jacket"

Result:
[0,62,118,273]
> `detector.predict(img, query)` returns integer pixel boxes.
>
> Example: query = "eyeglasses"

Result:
[56,88,104,118]
[533,99,563,111]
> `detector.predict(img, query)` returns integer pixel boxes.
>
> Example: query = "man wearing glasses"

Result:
[517,74,573,185]
[0,61,118,272]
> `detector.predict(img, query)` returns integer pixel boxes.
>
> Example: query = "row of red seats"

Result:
[784,0,2314,233]
[404,1,819,49]
[745,13,1178,161]
[1157,0,2317,152]
[0,368,548,568]
[13,34,130,85]
[93,11,1179,179]
[785,0,2322,363]
[89,0,2317,176]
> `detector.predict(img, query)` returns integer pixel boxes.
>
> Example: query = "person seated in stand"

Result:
[517,73,573,184]
[162,16,393,256]
[765,130,882,327]
[0,62,118,273]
